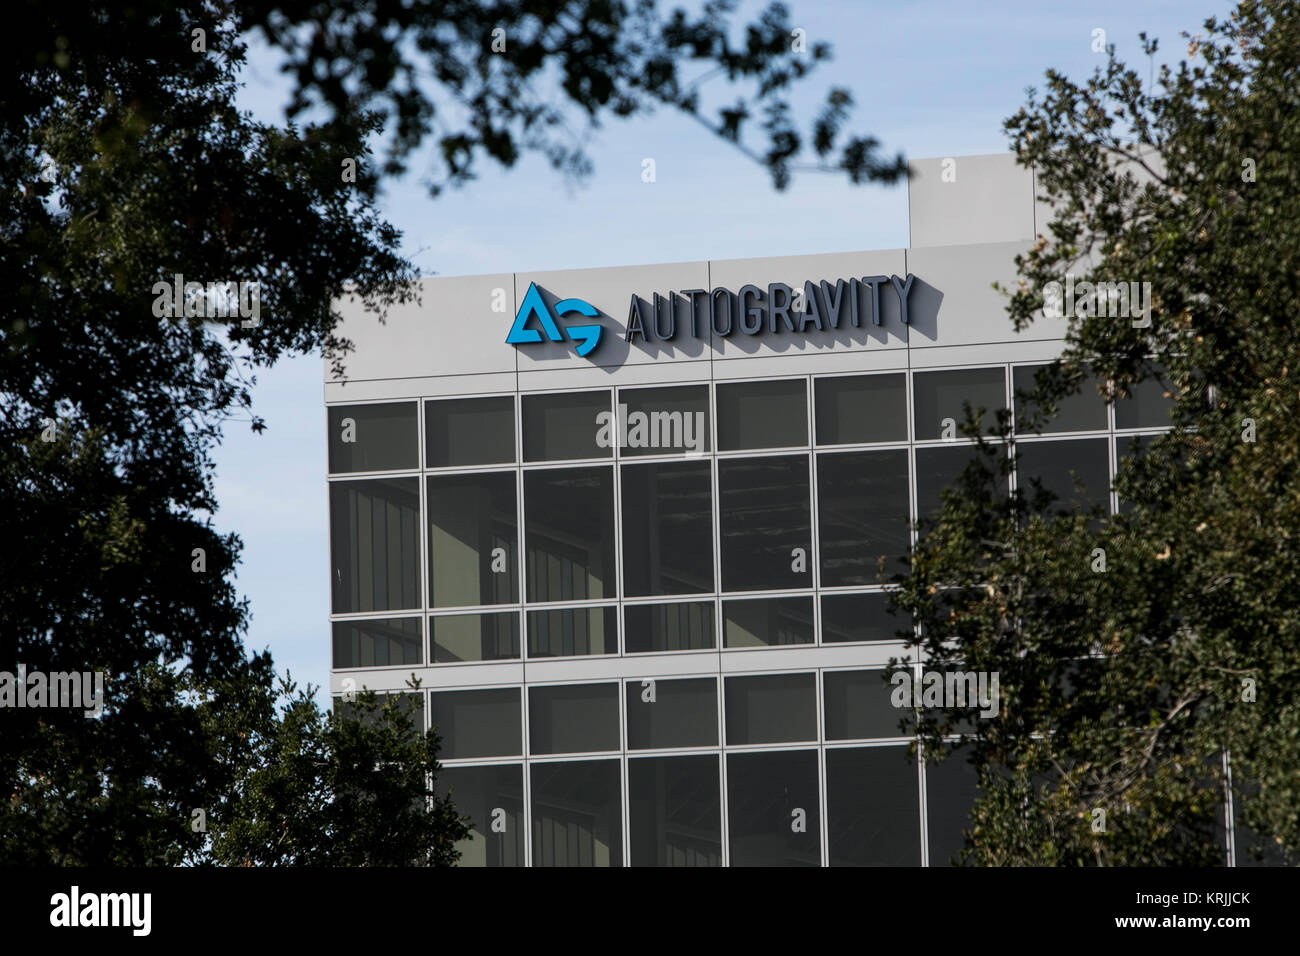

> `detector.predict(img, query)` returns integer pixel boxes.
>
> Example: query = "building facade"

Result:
[324,154,1178,866]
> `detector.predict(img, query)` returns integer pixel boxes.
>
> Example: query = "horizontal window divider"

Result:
[422,462,519,474]
[714,446,811,458]
[327,469,422,480]
[427,605,522,616]
[330,609,424,621]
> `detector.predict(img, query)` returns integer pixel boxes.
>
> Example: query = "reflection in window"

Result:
[926,750,980,866]
[332,616,422,669]
[725,673,816,745]
[430,611,519,663]
[629,755,722,866]
[330,478,420,613]
[427,472,518,607]
[1012,364,1107,434]
[826,747,921,865]
[718,455,811,591]
[328,402,417,473]
[817,449,910,583]
[526,606,617,658]
[1114,366,1176,429]
[1015,437,1110,515]
[821,592,909,643]
[617,385,710,456]
[531,759,623,867]
[528,683,619,755]
[621,461,714,596]
[913,367,1005,439]
[914,444,1009,521]
[624,601,715,653]
[723,596,813,648]
[717,379,807,450]
[815,373,907,444]
[626,678,718,750]
[437,764,525,867]
[525,466,615,602]
[824,670,912,739]
[426,396,515,467]
[523,391,611,462]
[726,750,821,866]
[429,688,521,759]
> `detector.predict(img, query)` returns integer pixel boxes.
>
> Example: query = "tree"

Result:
[891,0,1300,865]
[1,1,902,863]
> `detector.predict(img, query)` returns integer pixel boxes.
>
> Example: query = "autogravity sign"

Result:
[506,273,918,359]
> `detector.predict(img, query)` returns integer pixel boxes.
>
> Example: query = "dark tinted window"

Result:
[437,764,525,867]
[427,472,518,607]
[429,688,521,759]
[328,402,417,473]
[621,461,713,596]
[629,755,721,867]
[718,455,810,591]
[626,678,718,749]
[723,596,814,648]
[914,444,1009,521]
[333,616,422,668]
[913,367,1005,439]
[725,673,816,745]
[523,391,611,461]
[528,683,619,755]
[726,750,821,866]
[430,611,520,663]
[330,478,420,613]
[824,670,912,739]
[1015,438,1110,515]
[826,747,921,866]
[526,606,617,658]
[926,751,980,865]
[426,396,515,467]
[617,385,710,456]
[531,759,622,867]
[624,601,715,653]
[817,449,910,583]
[814,373,907,444]
[1012,365,1107,434]
[717,379,807,450]
[1114,367,1176,429]
[525,466,615,601]
[821,592,909,644]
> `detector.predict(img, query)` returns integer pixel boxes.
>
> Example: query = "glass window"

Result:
[821,592,909,644]
[332,616,422,669]
[1015,438,1110,515]
[333,691,424,738]
[625,678,718,749]
[914,444,1009,521]
[525,466,615,602]
[723,596,814,648]
[522,391,611,462]
[726,750,821,866]
[425,396,515,467]
[1012,365,1107,434]
[430,611,520,663]
[624,601,715,653]
[824,670,912,739]
[437,764,525,867]
[429,688,521,759]
[826,747,921,866]
[617,385,710,456]
[724,673,816,745]
[621,461,713,596]
[528,683,619,755]
[531,759,623,867]
[814,373,907,445]
[427,472,518,608]
[526,606,617,658]
[328,402,417,473]
[1115,366,1176,429]
[330,478,420,613]
[629,755,722,867]
[717,379,807,450]
[913,367,1005,440]
[718,455,811,592]
[817,449,910,583]
[926,751,980,866]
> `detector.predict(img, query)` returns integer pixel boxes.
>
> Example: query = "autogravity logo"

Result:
[505,282,603,357]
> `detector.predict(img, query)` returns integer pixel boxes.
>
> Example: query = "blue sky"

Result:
[214,0,1234,701]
